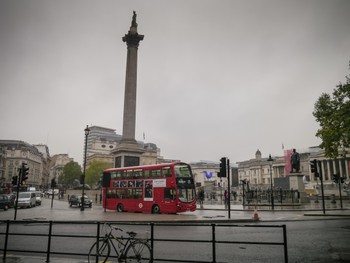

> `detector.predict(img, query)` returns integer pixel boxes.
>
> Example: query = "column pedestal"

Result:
[289,173,308,203]
[113,140,145,168]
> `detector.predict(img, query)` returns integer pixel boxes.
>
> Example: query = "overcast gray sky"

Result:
[1,0,350,166]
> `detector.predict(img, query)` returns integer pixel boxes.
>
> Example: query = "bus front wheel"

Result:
[152,205,160,214]
[117,203,124,212]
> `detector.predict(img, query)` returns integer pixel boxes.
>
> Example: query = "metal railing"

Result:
[0,220,288,263]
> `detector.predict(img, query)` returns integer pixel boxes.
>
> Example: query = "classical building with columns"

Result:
[85,125,164,168]
[237,147,350,188]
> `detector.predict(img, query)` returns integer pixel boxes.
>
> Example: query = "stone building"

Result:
[190,161,228,188]
[237,150,285,188]
[0,140,44,191]
[237,147,350,189]
[34,144,51,189]
[85,125,163,168]
[50,154,73,186]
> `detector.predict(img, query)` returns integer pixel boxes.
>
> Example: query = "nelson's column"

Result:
[114,11,145,167]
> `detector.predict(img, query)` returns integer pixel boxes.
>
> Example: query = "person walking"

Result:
[224,190,229,208]
[197,188,205,208]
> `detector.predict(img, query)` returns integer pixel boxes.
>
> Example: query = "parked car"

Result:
[35,191,42,205]
[17,192,36,208]
[45,189,59,197]
[6,194,16,208]
[0,194,13,211]
[69,195,92,207]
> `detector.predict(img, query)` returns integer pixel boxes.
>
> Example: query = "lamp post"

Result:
[267,154,274,210]
[81,125,90,211]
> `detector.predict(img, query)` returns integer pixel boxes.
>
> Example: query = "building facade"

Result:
[85,125,163,168]
[50,154,74,187]
[190,161,228,188]
[34,144,51,189]
[0,140,44,192]
[237,148,350,189]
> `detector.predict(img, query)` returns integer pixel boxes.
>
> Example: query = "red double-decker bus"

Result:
[102,162,197,214]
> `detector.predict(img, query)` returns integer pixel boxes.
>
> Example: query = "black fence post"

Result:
[46,220,53,263]
[94,222,101,263]
[211,223,216,263]
[283,225,288,263]
[2,220,10,260]
[150,223,154,263]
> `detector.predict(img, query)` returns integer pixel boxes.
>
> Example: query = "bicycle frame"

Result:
[97,224,137,261]
[89,223,152,263]
[106,232,133,259]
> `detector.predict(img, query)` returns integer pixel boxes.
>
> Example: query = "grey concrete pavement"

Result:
[1,199,349,222]
[0,255,87,263]
[1,198,349,263]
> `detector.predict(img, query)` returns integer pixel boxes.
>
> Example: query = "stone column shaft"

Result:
[122,46,138,141]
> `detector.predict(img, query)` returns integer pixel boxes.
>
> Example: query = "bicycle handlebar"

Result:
[103,223,123,234]
[104,223,140,238]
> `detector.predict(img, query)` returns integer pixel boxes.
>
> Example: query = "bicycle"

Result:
[88,223,152,263]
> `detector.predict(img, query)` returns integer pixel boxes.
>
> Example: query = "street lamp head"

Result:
[267,154,274,164]
[84,125,90,136]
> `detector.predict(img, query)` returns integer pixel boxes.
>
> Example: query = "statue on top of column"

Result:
[290,148,300,173]
[129,11,138,34]
[123,10,144,46]
[132,11,137,27]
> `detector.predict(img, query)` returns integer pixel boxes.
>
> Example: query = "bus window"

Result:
[178,189,187,202]
[144,170,150,178]
[164,188,175,200]
[126,189,133,199]
[162,166,172,178]
[107,189,112,199]
[128,181,135,187]
[110,172,117,179]
[126,170,133,179]
[117,171,124,179]
[134,169,142,178]
[134,189,142,199]
[116,189,125,199]
[174,164,192,178]
[111,189,117,198]
[151,169,161,178]
[177,187,196,203]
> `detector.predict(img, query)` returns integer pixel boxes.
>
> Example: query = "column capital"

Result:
[122,33,144,48]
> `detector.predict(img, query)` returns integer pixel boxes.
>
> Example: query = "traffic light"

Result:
[51,178,57,189]
[332,174,339,184]
[310,159,319,178]
[219,157,227,177]
[21,163,29,184]
[12,176,18,186]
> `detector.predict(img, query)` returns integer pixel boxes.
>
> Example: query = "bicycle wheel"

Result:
[88,238,111,263]
[125,240,151,263]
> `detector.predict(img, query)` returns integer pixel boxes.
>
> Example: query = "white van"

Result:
[18,192,36,208]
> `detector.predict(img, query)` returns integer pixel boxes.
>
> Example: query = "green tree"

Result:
[313,67,350,158]
[59,161,82,188]
[85,160,112,188]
